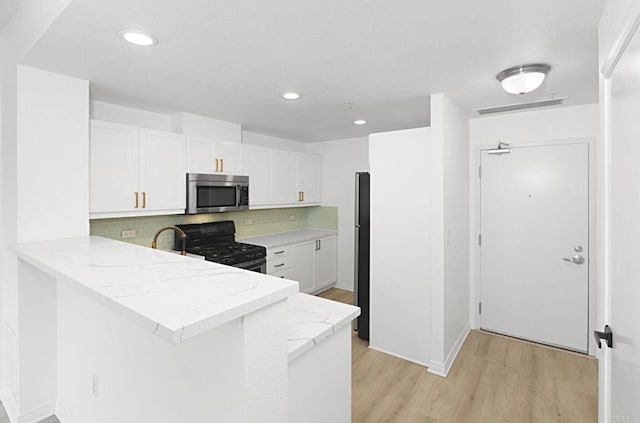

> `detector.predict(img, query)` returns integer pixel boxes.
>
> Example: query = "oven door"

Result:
[233,258,266,274]
[187,174,249,214]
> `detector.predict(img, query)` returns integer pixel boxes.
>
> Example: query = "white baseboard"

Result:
[0,389,57,423]
[55,403,75,423]
[0,389,19,422]
[368,345,429,368]
[428,323,471,378]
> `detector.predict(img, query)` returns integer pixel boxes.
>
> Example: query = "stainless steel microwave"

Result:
[186,173,249,214]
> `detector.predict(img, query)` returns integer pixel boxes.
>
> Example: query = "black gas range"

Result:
[174,221,266,273]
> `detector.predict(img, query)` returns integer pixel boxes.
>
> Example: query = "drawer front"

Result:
[271,267,295,280]
[267,245,292,260]
[268,256,292,274]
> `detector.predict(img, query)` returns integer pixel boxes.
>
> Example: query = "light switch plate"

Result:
[288,215,296,221]
[244,219,253,225]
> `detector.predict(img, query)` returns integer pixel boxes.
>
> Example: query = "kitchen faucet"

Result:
[151,226,187,255]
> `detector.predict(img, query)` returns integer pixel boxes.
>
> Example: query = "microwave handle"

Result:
[236,185,242,208]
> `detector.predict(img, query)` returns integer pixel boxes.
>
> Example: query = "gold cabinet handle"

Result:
[298,192,302,202]
[221,158,224,173]
[302,191,304,202]
[142,192,147,208]
[135,192,139,208]
[215,158,219,172]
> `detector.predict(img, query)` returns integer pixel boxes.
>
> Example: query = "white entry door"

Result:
[601,9,640,420]
[480,143,589,352]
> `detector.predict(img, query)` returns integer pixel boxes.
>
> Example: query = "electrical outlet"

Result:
[121,230,136,239]
[244,218,253,225]
[92,373,99,398]
[288,215,296,221]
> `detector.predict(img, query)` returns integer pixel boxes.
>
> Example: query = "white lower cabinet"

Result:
[292,242,315,293]
[267,235,337,294]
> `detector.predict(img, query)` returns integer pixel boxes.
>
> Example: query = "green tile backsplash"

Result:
[90,206,338,250]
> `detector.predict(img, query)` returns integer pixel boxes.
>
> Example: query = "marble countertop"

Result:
[240,229,337,249]
[287,293,360,363]
[11,236,298,345]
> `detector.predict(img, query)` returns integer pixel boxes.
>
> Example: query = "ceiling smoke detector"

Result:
[497,64,551,95]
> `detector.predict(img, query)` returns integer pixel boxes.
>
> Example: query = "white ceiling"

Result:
[0,0,23,31]
[22,0,606,142]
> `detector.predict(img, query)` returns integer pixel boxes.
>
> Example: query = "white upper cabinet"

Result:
[271,151,298,204]
[297,154,321,205]
[242,145,272,206]
[186,137,243,175]
[240,146,322,209]
[90,120,186,218]
[139,129,186,212]
[90,121,140,213]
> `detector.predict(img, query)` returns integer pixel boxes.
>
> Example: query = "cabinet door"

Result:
[186,137,216,173]
[272,151,298,204]
[297,154,321,204]
[90,121,139,213]
[314,236,337,289]
[293,241,315,293]
[139,129,186,211]
[217,141,243,174]
[242,146,272,206]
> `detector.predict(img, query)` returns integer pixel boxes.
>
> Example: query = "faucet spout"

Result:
[151,226,188,256]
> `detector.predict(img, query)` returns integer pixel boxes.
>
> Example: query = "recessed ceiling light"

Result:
[353,119,367,125]
[497,64,551,95]
[282,92,301,100]
[119,30,158,47]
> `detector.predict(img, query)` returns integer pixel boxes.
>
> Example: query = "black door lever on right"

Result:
[594,325,613,349]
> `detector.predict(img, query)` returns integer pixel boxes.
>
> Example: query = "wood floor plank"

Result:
[318,287,599,423]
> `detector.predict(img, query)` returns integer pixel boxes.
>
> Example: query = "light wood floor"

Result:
[318,287,599,423]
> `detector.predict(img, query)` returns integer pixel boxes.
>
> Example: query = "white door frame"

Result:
[597,6,640,422]
[470,138,597,355]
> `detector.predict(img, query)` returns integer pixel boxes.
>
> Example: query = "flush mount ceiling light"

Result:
[119,30,158,47]
[353,119,367,125]
[282,92,301,100]
[497,64,551,95]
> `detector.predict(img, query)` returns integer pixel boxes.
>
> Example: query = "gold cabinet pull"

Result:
[302,191,304,202]
[215,158,219,172]
[221,158,224,173]
[142,192,147,208]
[135,192,139,208]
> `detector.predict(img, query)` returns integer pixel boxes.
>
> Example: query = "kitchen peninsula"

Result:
[11,236,358,422]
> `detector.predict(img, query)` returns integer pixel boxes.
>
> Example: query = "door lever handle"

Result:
[562,254,585,265]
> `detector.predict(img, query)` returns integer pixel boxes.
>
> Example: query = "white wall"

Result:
[243,130,307,153]
[436,94,470,374]
[369,127,432,366]
[425,94,470,377]
[306,137,369,291]
[90,101,171,131]
[468,103,599,331]
[172,112,241,142]
[17,66,90,242]
[0,1,76,418]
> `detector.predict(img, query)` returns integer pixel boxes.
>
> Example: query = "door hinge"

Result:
[478,166,482,178]
[479,302,482,315]
[594,325,613,349]
[478,234,482,246]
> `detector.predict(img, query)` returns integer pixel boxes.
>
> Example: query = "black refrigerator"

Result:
[354,172,370,341]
